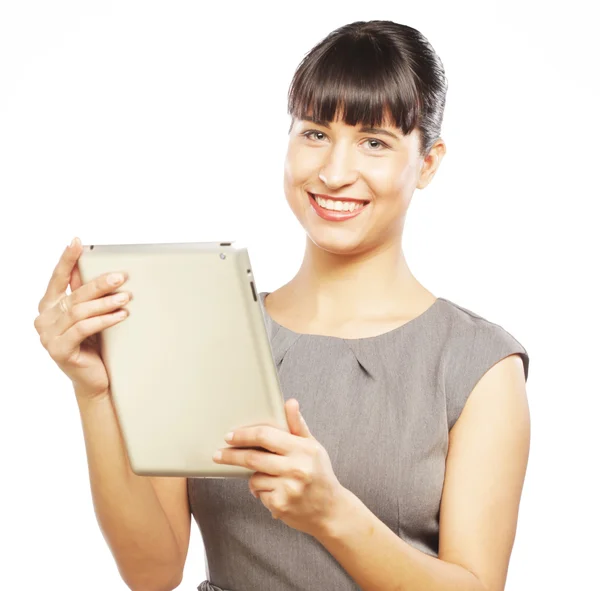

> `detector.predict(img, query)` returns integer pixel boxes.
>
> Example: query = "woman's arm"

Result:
[76,390,190,591]
[314,353,530,591]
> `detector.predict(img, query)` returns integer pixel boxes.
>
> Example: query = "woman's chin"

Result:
[288,201,376,254]
[306,228,371,255]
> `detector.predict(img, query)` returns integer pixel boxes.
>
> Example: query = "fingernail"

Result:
[108,273,124,285]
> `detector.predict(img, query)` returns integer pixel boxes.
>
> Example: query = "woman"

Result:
[35,20,529,591]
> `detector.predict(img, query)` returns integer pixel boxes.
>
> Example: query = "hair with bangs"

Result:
[287,20,448,158]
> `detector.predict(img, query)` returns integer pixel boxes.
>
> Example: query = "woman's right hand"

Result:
[34,237,132,401]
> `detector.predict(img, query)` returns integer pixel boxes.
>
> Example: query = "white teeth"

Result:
[314,195,365,212]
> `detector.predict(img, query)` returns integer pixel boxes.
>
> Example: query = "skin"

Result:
[215,107,530,590]
[265,107,447,337]
[43,94,527,590]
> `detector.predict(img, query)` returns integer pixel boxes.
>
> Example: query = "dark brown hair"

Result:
[287,20,448,157]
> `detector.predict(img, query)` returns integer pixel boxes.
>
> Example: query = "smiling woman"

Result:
[280,22,448,260]
[183,19,530,591]
[26,12,536,591]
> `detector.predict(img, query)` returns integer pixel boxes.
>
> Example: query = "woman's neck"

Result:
[274,235,435,326]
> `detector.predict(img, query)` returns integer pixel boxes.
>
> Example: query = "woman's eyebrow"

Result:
[299,117,399,140]
[359,126,399,140]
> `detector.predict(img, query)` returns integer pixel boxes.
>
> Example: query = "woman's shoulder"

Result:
[437,297,528,358]
[437,297,530,430]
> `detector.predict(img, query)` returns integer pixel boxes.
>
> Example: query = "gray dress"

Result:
[188,291,530,591]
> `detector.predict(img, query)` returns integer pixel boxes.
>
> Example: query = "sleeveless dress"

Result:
[188,291,530,591]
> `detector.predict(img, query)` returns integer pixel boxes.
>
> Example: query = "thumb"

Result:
[69,241,84,293]
[286,399,312,438]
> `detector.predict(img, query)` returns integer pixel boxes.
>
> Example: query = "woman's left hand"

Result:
[212,398,347,538]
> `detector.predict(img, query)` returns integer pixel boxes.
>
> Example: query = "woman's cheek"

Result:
[287,146,322,181]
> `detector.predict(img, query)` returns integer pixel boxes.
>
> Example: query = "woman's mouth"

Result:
[308,192,370,222]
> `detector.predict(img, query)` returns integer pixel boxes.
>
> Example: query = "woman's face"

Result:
[284,112,443,256]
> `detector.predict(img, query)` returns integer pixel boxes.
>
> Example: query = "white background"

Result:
[2,1,598,589]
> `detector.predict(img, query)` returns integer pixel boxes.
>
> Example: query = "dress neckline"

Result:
[259,291,445,343]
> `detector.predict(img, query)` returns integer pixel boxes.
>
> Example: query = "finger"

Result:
[54,289,131,335]
[40,237,81,309]
[286,399,312,438]
[249,473,278,496]
[69,270,128,307]
[225,425,294,455]
[69,243,83,293]
[48,269,128,326]
[214,447,288,476]
[285,399,303,436]
[52,308,129,363]
[298,410,312,437]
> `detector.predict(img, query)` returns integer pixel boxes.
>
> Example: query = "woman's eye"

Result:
[303,130,326,141]
[365,139,384,150]
[301,130,387,150]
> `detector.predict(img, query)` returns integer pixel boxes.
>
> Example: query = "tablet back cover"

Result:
[76,241,287,478]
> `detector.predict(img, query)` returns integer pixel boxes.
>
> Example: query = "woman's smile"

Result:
[308,191,371,222]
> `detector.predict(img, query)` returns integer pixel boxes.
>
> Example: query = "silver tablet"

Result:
[76,241,288,479]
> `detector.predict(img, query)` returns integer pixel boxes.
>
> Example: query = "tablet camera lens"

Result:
[220,253,226,260]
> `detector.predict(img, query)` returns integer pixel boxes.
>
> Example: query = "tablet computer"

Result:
[76,241,288,479]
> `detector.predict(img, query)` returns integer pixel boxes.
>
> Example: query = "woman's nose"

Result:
[318,143,359,189]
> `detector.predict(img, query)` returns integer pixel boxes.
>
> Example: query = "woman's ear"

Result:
[417,139,446,190]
